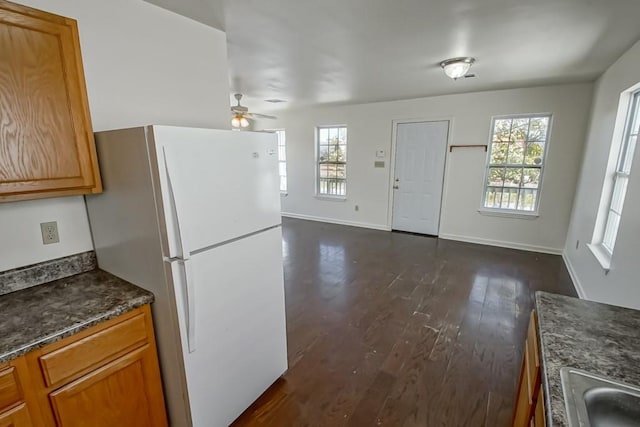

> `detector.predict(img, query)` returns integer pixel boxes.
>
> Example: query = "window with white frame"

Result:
[599,91,639,254]
[482,114,552,213]
[317,126,347,197]
[274,130,287,193]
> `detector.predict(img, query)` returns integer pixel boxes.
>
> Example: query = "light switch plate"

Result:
[40,221,59,245]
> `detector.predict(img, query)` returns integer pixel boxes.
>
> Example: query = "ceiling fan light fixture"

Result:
[232,115,250,128]
[440,57,475,80]
[231,93,277,127]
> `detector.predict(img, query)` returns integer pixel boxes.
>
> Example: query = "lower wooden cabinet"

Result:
[0,356,30,426]
[512,310,546,427]
[0,367,23,414]
[1,304,167,426]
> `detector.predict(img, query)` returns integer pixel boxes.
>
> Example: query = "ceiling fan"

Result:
[230,93,277,128]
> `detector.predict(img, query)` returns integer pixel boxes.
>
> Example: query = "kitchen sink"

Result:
[561,367,640,426]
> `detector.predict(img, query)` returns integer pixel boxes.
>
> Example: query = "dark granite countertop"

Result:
[0,269,154,364]
[535,291,640,426]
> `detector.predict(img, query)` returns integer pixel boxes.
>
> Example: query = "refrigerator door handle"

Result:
[163,147,190,260]
[180,259,197,353]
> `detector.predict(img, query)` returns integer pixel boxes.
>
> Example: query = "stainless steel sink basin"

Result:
[561,367,640,426]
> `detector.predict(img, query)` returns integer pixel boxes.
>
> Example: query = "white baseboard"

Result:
[281,212,391,231]
[562,253,587,299]
[438,232,563,255]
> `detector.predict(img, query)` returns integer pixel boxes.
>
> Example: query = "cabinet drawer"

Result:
[0,403,32,427]
[0,368,22,413]
[39,313,148,387]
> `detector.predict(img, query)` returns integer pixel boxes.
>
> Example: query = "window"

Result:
[600,91,639,254]
[275,130,287,193]
[317,126,347,197]
[482,114,552,213]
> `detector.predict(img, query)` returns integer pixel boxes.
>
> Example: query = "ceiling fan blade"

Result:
[245,112,277,120]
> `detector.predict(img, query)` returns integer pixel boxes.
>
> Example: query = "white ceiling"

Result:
[146,0,640,112]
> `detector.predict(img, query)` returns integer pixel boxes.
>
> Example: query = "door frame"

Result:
[386,117,454,234]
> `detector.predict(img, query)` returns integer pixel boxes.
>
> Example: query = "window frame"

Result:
[315,125,348,199]
[592,90,639,261]
[480,113,553,217]
[274,129,287,194]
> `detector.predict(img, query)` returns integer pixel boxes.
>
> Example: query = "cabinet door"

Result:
[48,346,167,427]
[0,1,101,201]
[534,387,546,427]
[512,345,533,426]
[0,403,32,427]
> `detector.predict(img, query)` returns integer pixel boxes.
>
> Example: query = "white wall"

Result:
[0,197,93,271]
[0,0,230,271]
[564,40,640,308]
[258,83,593,253]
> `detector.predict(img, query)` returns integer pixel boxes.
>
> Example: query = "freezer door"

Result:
[170,227,288,427]
[153,126,281,258]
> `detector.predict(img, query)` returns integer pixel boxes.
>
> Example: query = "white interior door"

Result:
[392,121,449,235]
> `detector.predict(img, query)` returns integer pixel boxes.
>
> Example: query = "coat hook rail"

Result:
[449,144,488,153]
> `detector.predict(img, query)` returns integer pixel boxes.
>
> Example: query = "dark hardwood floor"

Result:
[232,218,576,426]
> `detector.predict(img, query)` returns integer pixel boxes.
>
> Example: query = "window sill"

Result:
[477,208,539,220]
[587,243,611,272]
[315,195,347,202]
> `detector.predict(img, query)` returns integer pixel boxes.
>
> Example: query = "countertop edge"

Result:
[0,293,153,364]
[535,292,560,427]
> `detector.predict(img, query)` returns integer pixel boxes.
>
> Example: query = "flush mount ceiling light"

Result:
[440,57,475,80]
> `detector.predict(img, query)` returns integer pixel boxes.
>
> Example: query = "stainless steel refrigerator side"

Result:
[85,127,193,427]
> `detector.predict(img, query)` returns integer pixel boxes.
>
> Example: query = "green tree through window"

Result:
[317,126,347,196]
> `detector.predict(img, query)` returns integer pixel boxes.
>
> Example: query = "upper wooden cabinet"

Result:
[0,0,101,202]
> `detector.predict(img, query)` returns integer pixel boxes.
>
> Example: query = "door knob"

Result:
[393,185,399,189]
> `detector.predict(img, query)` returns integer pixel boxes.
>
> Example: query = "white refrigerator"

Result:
[85,126,288,427]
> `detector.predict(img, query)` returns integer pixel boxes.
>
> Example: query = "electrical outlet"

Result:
[40,221,60,245]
